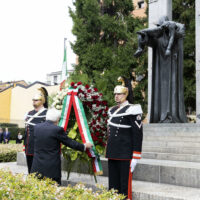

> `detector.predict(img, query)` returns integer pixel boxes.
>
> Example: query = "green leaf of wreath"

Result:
[96,145,104,155]
[70,151,78,161]
[68,128,77,139]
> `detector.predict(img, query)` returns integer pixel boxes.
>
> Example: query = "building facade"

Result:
[132,0,147,18]
[0,82,59,127]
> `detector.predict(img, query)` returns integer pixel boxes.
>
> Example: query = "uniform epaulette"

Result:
[126,104,143,115]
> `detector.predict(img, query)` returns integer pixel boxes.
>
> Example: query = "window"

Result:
[138,1,144,9]
[53,76,58,84]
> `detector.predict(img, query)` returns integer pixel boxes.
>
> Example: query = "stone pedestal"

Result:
[196,1,200,123]
[147,0,172,122]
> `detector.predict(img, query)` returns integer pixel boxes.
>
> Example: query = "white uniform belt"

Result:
[25,122,36,126]
[26,115,46,118]
[108,119,131,128]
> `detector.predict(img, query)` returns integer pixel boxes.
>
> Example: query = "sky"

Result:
[0,0,76,83]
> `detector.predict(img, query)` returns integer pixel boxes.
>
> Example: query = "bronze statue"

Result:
[134,16,187,123]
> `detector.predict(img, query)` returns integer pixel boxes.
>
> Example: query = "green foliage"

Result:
[69,0,148,113]
[0,144,22,162]
[0,169,125,199]
[173,0,195,112]
[62,121,96,179]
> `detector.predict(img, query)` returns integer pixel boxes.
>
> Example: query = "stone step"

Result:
[144,135,200,142]
[17,152,200,188]
[143,124,200,137]
[142,152,200,162]
[64,173,200,200]
[143,140,200,148]
[143,146,200,155]
[131,158,200,188]
[100,158,200,188]
[1,162,200,200]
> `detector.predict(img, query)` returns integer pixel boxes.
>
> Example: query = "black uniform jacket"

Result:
[106,102,143,160]
[24,108,47,155]
[31,120,85,180]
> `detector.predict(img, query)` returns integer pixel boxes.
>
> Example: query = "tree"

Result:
[69,0,148,113]
[173,0,195,113]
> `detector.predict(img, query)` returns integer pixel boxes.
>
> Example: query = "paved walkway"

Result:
[1,162,200,200]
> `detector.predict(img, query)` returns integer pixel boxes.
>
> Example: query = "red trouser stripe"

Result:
[128,161,133,200]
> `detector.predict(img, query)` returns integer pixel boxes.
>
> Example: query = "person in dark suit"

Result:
[3,127,11,144]
[24,87,48,174]
[106,84,143,200]
[0,127,3,143]
[31,108,93,185]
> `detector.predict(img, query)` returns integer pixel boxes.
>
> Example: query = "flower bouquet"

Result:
[52,82,108,181]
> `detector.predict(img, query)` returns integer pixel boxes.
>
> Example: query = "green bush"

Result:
[0,144,23,162]
[0,123,18,127]
[0,169,125,199]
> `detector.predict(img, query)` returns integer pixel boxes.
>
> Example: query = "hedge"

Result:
[0,144,23,162]
[0,123,18,127]
[0,169,125,199]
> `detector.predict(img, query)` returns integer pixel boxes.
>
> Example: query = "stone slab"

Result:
[142,152,200,162]
[144,135,200,142]
[196,0,200,123]
[17,151,26,166]
[143,140,200,148]
[143,124,200,136]
[143,146,200,155]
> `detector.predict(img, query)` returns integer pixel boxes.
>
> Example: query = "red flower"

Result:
[92,135,98,141]
[74,86,77,89]
[85,84,90,89]
[103,113,107,117]
[71,82,75,87]
[99,93,103,96]
[92,95,99,99]
[87,89,91,93]
[78,89,83,93]
[105,106,109,111]
[102,101,107,105]
[102,142,106,147]
[95,132,100,136]
[77,81,82,85]
[94,88,98,92]
[98,138,103,143]
[96,101,100,106]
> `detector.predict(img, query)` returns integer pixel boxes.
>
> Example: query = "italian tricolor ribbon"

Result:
[59,87,103,175]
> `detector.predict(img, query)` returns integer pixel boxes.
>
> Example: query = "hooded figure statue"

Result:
[134,16,187,123]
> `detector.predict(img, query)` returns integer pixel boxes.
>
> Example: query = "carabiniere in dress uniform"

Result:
[106,79,143,200]
[24,87,48,174]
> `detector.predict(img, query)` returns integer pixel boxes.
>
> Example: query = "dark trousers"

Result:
[53,177,61,185]
[34,173,61,185]
[108,159,130,197]
[26,155,33,174]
